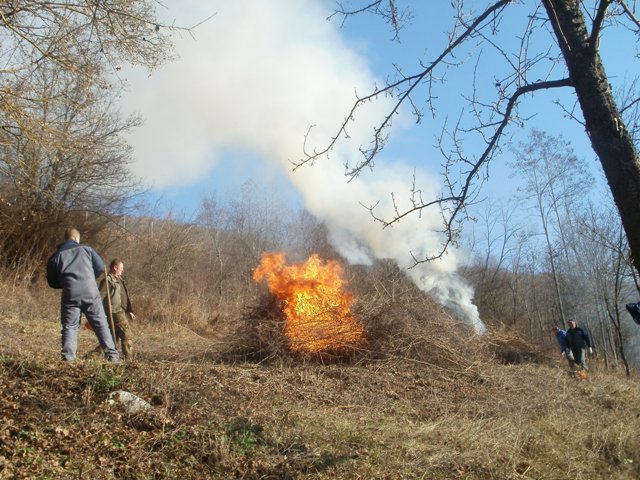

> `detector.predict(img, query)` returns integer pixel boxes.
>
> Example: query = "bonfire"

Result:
[253,252,366,354]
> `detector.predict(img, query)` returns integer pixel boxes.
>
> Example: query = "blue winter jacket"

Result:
[554,329,570,352]
[46,240,105,302]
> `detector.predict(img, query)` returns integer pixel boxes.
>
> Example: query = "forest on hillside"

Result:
[1,1,640,375]
[3,4,640,476]
[2,170,640,373]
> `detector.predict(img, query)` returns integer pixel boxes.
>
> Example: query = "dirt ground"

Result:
[2,299,640,479]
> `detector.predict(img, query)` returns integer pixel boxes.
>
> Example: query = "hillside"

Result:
[1,284,640,479]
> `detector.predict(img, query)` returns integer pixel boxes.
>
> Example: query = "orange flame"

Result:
[253,252,366,354]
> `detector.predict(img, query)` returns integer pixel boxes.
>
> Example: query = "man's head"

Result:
[110,258,124,277]
[568,320,577,329]
[64,227,80,243]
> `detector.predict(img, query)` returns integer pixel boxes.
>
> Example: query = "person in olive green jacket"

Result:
[100,258,136,359]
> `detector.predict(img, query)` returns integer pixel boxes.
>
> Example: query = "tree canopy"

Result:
[0,1,179,270]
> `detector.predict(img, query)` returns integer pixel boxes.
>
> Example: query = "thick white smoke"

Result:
[122,0,485,333]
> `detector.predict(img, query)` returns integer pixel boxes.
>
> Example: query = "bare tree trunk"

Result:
[596,310,609,369]
[540,206,567,328]
[596,303,614,368]
[216,245,224,299]
[605,319,616,366]
[543,0,640,273]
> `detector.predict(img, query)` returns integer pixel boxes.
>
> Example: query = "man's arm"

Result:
[46,255,61,289]
[122,279,136,320]
[90,248,105,277]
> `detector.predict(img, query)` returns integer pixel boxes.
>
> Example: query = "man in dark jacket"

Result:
[46,227,120,363]
[100,258,136,359]
[566,320,593,372]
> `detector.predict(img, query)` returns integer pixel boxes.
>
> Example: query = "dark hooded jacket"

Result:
[566,325,593,352]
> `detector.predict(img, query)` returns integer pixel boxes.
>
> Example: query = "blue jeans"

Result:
[564,348,575,370]
[60,294,119,362]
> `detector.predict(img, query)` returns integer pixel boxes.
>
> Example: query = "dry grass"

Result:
[1,279,640,479]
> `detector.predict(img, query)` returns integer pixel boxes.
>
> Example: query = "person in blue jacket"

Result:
[46,227,120,363]
[552,326,574,369]
[566,320,593,372]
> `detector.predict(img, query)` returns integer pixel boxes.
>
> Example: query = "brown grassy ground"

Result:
[1,282,640,479]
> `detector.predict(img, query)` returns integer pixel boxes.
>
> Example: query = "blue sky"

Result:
[122,1,637,213]
[118,1,639,331]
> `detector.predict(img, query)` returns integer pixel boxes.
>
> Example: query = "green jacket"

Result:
[100,274,133,316]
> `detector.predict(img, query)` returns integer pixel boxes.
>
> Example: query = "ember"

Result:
[253,252,366,354]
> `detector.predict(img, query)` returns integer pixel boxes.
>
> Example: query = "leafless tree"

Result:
[462,199,525,325]
[300,0,640,272]
[576,201,636,375]
[0,1,177,75]
[0,1,200,271]
[0,60,142,270]
[510,130,593,327]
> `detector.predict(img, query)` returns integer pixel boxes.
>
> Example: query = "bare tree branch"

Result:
[368,78,572,264]
[589,0,612,51]
[296,0,512,179]
[329,0,412,40]
[617,0,640,30]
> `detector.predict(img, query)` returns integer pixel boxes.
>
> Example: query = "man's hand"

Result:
[589,347,593,355]
[129,312,136,321]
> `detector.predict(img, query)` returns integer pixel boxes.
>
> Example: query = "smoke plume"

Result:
[122,0,485,333]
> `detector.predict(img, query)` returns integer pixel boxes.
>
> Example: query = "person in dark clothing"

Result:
[100,258,136,359]
[552,326,574,369]
[46,227,120,363]
[566,320,593,372]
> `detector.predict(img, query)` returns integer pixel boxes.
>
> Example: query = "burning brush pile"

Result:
[241,252,366,361]
[230,251,484,369]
